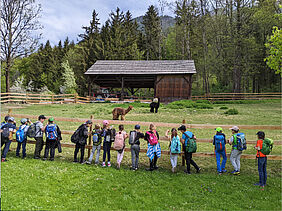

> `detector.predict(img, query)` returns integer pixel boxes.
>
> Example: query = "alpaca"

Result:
[112,105,133,120]
[150,97,160,113]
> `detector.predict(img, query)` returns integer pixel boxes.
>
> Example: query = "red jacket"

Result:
[256,139,266,158]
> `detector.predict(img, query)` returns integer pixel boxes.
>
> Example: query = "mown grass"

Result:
[1,100,282,210]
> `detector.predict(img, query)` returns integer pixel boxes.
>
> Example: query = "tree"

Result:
[0,0,42,92]
[61,60,77,94]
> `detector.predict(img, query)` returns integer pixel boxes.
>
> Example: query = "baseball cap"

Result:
[21,118,28,124]
[103,120,109,126]
[215,127,223,132]
[178,125,186,131]
[49,117,54,122]
[38,115,46,120]
[8,117,15,122]
[135,124,140,129]
[86,120,93,124]
[229,126,239,131]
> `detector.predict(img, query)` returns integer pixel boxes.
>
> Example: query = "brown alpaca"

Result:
[112,105,133,120]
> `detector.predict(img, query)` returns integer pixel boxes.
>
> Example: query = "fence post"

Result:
[182,119,186,124]
[74,93,78,104]
[52,94,54,104]
[88,115,94,158]
[8,108,12,116]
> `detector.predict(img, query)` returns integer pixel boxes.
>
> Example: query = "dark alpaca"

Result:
[112,105,133,120]
[150,98,160,113]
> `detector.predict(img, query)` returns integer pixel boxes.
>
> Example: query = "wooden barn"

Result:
[84,60,196,103]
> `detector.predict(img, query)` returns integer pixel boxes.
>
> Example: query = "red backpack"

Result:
[146,130,158,145]
[114,131,125,150]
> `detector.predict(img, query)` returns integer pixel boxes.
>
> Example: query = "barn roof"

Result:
[84,60,196,75]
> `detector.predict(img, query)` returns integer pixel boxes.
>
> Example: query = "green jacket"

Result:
[232,134,238,150]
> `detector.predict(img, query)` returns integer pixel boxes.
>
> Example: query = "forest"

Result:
[1,0,281,96]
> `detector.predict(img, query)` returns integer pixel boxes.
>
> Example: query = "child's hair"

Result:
[257,131,265,139]
[95,124,100,130]
[119,124,124,131]
[149,123,155,130]
[171,128,177,139]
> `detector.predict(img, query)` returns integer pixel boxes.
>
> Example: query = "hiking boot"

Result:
[146,168,154,171]
[73,160,78,163]
[222,169,227,173]
[184,170,191,175]
[196,168,201,173]
[230,170,237,174]
[49,158,54,161]
[42,158,47,161]
[154,166,159,170]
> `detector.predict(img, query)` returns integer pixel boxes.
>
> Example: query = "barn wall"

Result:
[155,75,192,103]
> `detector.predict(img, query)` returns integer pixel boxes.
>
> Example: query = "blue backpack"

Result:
[236,133,247,151]
[214,134,225,152]
[171,136,181,154]
[16,125,27,143]
[46,124,57,140]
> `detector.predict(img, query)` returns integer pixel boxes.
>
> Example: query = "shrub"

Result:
[220,106,228,110]
[193,103,213,109]
[166,100,213,109]
[224,108,239,115]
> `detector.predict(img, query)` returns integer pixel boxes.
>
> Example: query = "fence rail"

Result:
[192,92,282,100]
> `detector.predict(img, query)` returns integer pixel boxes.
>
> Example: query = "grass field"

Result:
[1,100,282,210]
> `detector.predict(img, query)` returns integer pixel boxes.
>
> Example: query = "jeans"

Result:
[131,144,140,169]
[16,139,27,158]
[74,143,86,163]
[34,137,44,158]
[149,152,158,169]
[44,139,56,160]
[103,142,112,162]
[170,153,178,168]
[230,149,242,171]
[88,145,101,163]
[2,140,12,158]
[184,151,199,173]
[117,149,124,164]
[258,157,267,186]
[215,150,227,172]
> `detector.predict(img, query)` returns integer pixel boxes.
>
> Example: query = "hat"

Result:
[38,115,46,120]
[229,126,239,131]
[86,120,93,124]
[178,125,186,131]
[8,117,15,122]
[135,124,140,130]
[215,127,223,132]
[49,117,54,122]
[103,120,109,126]
[21,118,27,124]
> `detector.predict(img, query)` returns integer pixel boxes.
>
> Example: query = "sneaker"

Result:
[196,168,201,173]
[254,183,261,186]
[218,172,222,175]
[230,170,237,174]
[49,158,54,161]
[1,158,7,162]
[222,169,227,173]
[34,157,40,159]
[42,158,47,161]
[102,162,106,167]
[154,166,159,170]
[234,171,240,175]
[184,170,191,174]
[94,162,99,165]
[108,162,111,167]
[73,160,78,163]
[16,155,20,158]
[172,167,175,173]
[146,168,154,171]
[117,163,120,169]
[86,161,91,165]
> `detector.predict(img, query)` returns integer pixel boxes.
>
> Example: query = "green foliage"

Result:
[61,60,77,94]
[213,99,281,104]
[219,106,228,110]
[224,108,239,115]
[167,100,213,109]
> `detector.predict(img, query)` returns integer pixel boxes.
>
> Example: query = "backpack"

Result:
[16,125,27,143]
[46,124,58,140]
[114,131,125,150]
[170,136,181,154]
[71,126,83,144]
[183,132,197,153]
[105,128,115,142]
[129,131,137,145]
[260,138,274,155]
[214,134,225,152]
[236,133,247,151]
[27,123,37,138]
[1,126,10,142]
[146,130,158,145]
[92,131,102,146]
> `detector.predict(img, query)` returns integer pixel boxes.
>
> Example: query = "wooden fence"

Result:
[5,112,282,161]
[1,92,281,104]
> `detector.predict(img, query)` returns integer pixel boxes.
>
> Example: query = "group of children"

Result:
[1,115,270,188]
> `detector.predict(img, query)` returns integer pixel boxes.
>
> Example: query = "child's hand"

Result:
[166,130,170,133]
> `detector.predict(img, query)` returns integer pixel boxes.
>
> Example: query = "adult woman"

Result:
[144,124,161,171]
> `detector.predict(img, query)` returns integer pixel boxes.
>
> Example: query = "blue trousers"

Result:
[215,150,227,172]
[16,140,27,158]
[2,140,12,159]
[258,157,267,186]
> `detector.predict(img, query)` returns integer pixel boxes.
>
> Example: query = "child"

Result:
[1,117,17,162]
[16,118,32,159]
[213,127,227,174]
[254,131,267,188]
[144,124,161,171]
[129,125,144,171]
[166,128,181,173]
[87,124,103,165]
[115,125,128,169]
[228,126,242,175]
[102,120,116,167]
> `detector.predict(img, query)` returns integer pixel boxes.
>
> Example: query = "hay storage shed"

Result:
[84,60,196,103]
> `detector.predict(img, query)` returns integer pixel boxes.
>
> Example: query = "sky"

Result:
[38,0,175,46]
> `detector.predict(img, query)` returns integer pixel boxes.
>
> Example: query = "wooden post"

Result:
[182,119,186,124]
[52,94,54,104]
[8,108,12,116]
[74,93,78,104]
[121,77,124,101]
[26,93,28,104]
[88,115,94,158]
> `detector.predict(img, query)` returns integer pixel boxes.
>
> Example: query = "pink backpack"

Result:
[146,130,158,145]
[114,131,125,150]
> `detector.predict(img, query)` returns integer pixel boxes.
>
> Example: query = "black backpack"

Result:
[129,131,137,145]
[1,127,10,143]
[71,125,83,144]
[27,123,37,138]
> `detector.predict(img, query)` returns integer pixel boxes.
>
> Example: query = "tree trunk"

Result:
[5,59,11,93]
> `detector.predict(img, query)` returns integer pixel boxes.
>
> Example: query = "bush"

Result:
[193,103,213,109]
[220,106,228,110]
[224,108,239,115]
[166,100,213,109]
[195,100,211,104]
